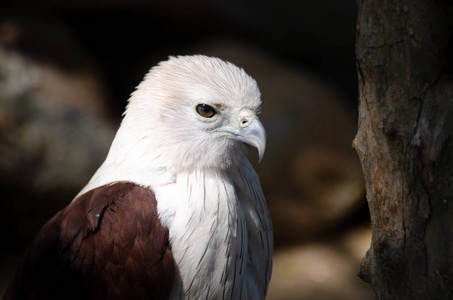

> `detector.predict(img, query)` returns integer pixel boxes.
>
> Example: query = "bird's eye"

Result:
[196,104,217,118]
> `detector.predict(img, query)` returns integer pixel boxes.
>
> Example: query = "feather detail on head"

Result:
[80,55,265,195]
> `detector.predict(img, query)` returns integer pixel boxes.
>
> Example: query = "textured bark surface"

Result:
[355,0,453,299]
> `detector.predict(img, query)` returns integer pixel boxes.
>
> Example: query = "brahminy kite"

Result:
[4,55,273,299]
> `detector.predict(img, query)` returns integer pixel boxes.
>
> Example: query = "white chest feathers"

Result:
[155,170,256,299]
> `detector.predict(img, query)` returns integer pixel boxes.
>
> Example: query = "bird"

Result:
[4,55,273,299]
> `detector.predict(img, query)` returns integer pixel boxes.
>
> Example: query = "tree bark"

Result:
[355,0,453,299]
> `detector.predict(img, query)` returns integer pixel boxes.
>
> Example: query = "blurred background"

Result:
[0,0,373,299]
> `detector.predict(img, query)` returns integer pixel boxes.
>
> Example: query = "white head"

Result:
[82,55,265,193]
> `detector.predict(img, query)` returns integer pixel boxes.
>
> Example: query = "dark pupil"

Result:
[196,104,216,118]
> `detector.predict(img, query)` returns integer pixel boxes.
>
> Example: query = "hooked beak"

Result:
[213,109,266,162]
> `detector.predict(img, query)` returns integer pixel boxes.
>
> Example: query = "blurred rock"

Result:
[0,19,116,247]
[193,39,365,245]
[267,226,373,300]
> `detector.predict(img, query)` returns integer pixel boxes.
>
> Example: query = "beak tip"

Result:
[257,147,265,163]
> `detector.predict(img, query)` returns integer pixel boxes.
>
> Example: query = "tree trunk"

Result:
[355,0,453,299]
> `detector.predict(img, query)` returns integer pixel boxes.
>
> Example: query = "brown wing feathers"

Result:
[4,182,174,300]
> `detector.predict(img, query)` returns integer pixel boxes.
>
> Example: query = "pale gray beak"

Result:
[214,109,266,162]
[234,115,266,162]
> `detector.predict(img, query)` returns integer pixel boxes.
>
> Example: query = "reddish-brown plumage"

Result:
[4,182,174,300]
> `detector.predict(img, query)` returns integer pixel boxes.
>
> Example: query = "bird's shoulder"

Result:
[4,181,174,300]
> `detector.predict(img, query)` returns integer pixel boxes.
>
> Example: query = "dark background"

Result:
[0,0,358,113]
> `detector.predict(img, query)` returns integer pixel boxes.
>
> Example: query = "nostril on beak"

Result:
[240,116,252,127]
[239,108,255,128]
